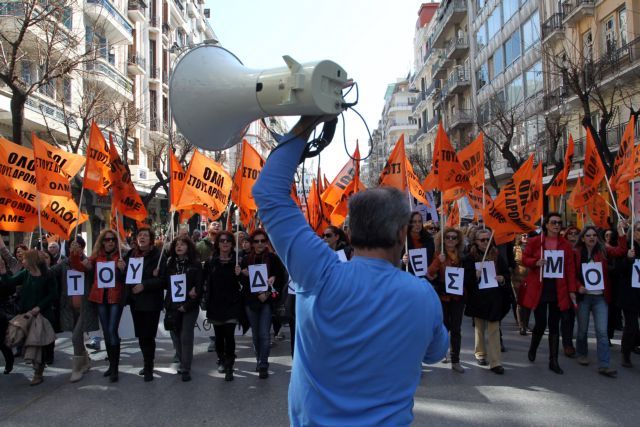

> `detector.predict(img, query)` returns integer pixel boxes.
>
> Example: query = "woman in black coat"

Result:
[205,230,242,381]
[620,225,640,368]
[126,228,165,382]
[163,236,202,382]
[401,211,436,275]
[463,229,512,374]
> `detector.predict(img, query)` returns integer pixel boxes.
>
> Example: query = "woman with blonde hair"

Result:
[69,229,127,382]
[427,227,466,373]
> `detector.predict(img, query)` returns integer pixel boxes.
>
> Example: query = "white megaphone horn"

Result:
[169,44,350,151]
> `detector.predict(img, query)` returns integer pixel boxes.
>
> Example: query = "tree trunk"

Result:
[10,91,27,145]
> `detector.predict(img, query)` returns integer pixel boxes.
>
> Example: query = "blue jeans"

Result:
[97,303,123,347]
[245,304,272,369]
[576,294,610,368]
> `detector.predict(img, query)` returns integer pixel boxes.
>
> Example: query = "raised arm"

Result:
[252,118,338,292]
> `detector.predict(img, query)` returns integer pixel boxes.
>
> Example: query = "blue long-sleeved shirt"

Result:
[253,132,448,427]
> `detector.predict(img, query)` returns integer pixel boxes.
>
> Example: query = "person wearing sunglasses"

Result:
[204,231,242,381]
[463,228,512,374]
[162,235,202,382]
[521,213,577,375]
[252,117,448,425]
[69,229,126,383]
[401,212,435,277]
[427,227,466,373]
[240,229,282,379]
[126,227,166,382]
[573,224,626,377]
[322,226,353,259]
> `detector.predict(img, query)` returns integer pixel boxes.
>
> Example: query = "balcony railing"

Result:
[127,53,146,69]
[445,35,469,59]
[562,0,595,25]
[542,12,564,40]
[425,80,440,98]
[25,95,67,124]
[0,1,73,30]
[173,0,184,11]
[590,36,640,81]
[86,0,134,35]
[427,115,440,131]
[150,67,160,79]
[150,16,159,27]
[86,60,133,94]
[411,92,426,113]
[127,0,146,11]
[410,125,428,143]
[447,109,473,129]
[431,0,467,47]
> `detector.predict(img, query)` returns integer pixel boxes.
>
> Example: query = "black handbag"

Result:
[163,310,182,332]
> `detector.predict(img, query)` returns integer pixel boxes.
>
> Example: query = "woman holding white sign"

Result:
[69,229,126,383]
[205,230,243,381]
[521,213,577,375]
[427,227,466,373]
[401,212,435,276]
[573,225,626,377]
[463,229,512,375]
[162,235,202,382]
[322,226,353,260]
[240,229,281,379]
[620,222,640,368]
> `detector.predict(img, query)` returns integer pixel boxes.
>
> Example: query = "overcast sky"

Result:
[205,0,424,178]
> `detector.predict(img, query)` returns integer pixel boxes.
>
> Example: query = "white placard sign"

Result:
[408,248,428,277]
[126,257,144,285]
[336,250,348,262]
[444,266,464,295]
[97,261,116,289]
[475,261,499,289]
[170,273,187,303]
[248,264,269,293]
[66,270,85,296]
[543,250,565,278]
[581,262,605,291]
[632,260,640,289]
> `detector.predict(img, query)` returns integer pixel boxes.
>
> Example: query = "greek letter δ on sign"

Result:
[248,264,269,293]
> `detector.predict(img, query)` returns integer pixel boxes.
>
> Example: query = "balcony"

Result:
[25,95,68,125]
[542,12,564,43]
[431,56,449,79]
[85,0,134,45]
[425,80,440,99]
[127,0,146,22]
[446,109,473,131]
[196,15,206,32]
[0,2,78,49]
[149,66,161,83]
[426,115,440,132]
[127,53,146,75]
[86,59,134,100]
[186,0,197,17]
[410,126,428,144]
[446,66,470,95]
[562,0,595,26]
[169,0,187,27]
[431,0,467,48]
[434,87,447,107]
[591,36,640,84]
[386,120,418,134]
[411,92,427,115]
[445,35,469,60]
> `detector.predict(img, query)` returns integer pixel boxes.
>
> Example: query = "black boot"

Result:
[548,334,564,374]
[528,331,544,362]
[103,345,113,377]
[109,345,120,383]
[144,360,154,382]
[1,345,14,374]
[224,355,235,382]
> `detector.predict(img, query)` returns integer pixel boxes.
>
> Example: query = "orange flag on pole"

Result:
[406,158,430,206]
[40,195,88,240]
[322,145,359,208]
[379,134,407,190]
[610,116,635,190]
[575,128,607,208]
[32,134,84,199]
[175,150,232,221]
[0,190,38,232]
[523,162,543,225]
[169,148,186,211]
[430,122,471,192]
[109,138,148,222]
[83,121,113,196]
[586,193,611,229]
[446,202,460,228]
[231,139,265,212]
[0,138,40,207]
[546,135,575,197]
[458,132,485,189]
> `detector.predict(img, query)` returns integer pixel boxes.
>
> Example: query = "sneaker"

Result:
[86,340,101,351]
[451,363,465,373]
[577,356,589,366]
[477,358,487,366]
[490,366,505,375]
[598,367,617,378]
[258,368,268,379]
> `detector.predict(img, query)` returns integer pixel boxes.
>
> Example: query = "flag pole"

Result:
[482,181,486,229]
[74,185,85,241]
[604,176,623,222]
[632,180,636,230]
[114,208,122,259]
[156,212,173,270]
[235,209,240,266]
[406,191,412,271]
[481,230,494,264]
[36,193,44,251]
[539,214,544,281]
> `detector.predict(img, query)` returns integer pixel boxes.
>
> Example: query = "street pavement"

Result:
[1,316,639,426]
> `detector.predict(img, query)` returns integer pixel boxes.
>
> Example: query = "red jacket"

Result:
[70,250,125,305]
[520,234,577,311]
[574,239,627,305]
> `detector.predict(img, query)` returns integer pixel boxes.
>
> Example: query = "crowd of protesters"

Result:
[1,211,639,386]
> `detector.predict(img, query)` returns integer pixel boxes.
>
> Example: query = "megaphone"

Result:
[169,44,350,151]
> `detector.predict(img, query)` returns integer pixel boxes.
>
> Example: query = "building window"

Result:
[21,60,31,85]
[475,22,487,52]
[491,46,505,78]
[619,7,628,46]
[603,14,616,55]
[476,62,489,91]
[525,61,542,99]
[505,30,521,67]
[487,3,502,40]
[62,78,72,106]
[476,0,488,11]
[522,11,540,51]
[506,75,523,109]
[503,0,519,24]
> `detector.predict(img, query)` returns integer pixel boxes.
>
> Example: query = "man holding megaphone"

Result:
[252,117,448,426]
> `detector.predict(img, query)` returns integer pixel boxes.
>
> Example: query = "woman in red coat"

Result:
[521,213,577,374]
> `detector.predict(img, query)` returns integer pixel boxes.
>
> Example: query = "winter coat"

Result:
[520,234,577,311]
[49,257,99,333]
[23,313,56,363]
[574,239,626,305]
[1,270,57,325]
[463,247,512,321]
[403,230,436,276]
[618,239,640,311]
[427,250,464,302]
[126,247,166,312]
[205,253,243,322]
[162,257,203,313]
[240,251,284,311]
[70,250,125,306]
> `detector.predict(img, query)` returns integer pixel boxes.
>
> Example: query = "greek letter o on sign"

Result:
[97,261,116,289]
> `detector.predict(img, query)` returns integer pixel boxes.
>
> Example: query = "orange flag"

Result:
[523,162,543,224]
[458,133,485,189]
[446,202,460,228]
[378,134,407,190]
[108,138,148,222]
[567,176,584,213]
[431,122,471,192]
[586,193,611,229]
[169,148,186,211]
[329,179,367,227]
[575,128,606,208]
[0,191,38,232]
[546,134,575,197]
[40,195,88,239]
[83,121,113,196]
[406,158,430,206]
[322,145,359,208]
[175,150,232,221]
[0,138,40,207]
[231,140,265,212]
[466,186,492,219]
[610,116,635,190]
[32,134,84,199]
[109,209,126,240]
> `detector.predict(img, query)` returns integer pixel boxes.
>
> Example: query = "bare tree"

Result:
[108,99,145,165]
[0,0,101,145]
[407,148,430,180]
